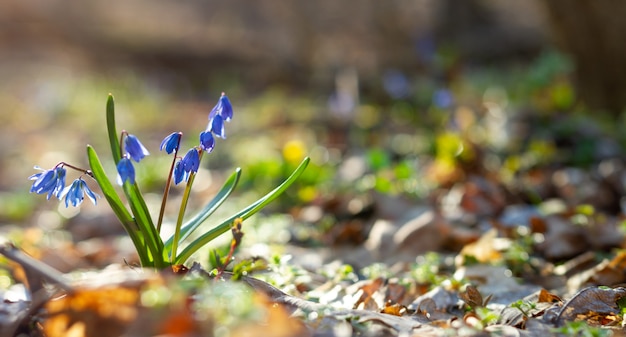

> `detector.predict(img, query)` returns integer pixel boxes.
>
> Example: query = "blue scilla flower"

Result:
[209,114,226,139]
[173,160,186,185]
[29,166,66,199]
[60,178,99,207]
[173,148,200,185]
[116,157,135,185]
[207,93,233,139]
[182,148,200,173]
[199,131,215,153]
[124,134,149,162]
[209,93,233,122]
[160,132,181,154]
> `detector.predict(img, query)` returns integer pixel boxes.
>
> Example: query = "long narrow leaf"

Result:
[105,94,164,267]
[122,182,165,267]
[164,168,241,251]
[87,145,151,266]
[175,157,310,264]
[106,94,122,164]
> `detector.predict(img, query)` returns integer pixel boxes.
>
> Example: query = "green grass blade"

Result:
[106,94,122,164]
[174,157,309,264]
[163,168,241,251]
[87,145,151,266]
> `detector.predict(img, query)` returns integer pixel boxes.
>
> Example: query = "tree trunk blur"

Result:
[544,0,626,117]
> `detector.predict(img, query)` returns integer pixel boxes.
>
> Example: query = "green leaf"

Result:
[174,157,310,264]
[87,145,151,266]
[106,94,122,164]
[105,94,164,267]
[164,168,241,251]
[122,181,165,267]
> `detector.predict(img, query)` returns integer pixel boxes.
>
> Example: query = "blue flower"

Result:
[209,114,226,139]
[209,93,233,122]
[116,157,135,185]
[173,160,186,185]
[124,134,149,162]
[160,132,181,154]
[60,178,99,207]
[199,131,215,152]
[29,166,66,199]
[172,148,200,185]
[207,93,232,139]
[182,148,200,173]
[433,89,453,109]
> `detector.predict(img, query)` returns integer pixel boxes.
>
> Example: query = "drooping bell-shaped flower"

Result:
[60,178,99,207]
[182,148,200,174]
[199,131,215,153]
[124,134,150,162]
[208,93,233,122]
[116,157,135,185]
[173,160,186,185]
[209,114,225,139]
[172,148,200,185]
[29,166,66,200]
[160,132,182,154]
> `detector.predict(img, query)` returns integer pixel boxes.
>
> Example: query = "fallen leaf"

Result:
[458,285,484,309]
[43,286,140,337]
[537,289,561,303]
[380,301,407,316]
[553,286,626,326]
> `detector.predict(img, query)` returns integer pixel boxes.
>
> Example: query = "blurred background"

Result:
[1,0,625,264]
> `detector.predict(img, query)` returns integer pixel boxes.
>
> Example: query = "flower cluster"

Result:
[165,93,233,185]
[29,164,98,207]
[29,93,233,208]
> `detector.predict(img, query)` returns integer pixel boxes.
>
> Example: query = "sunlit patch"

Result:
[283,139,307,164]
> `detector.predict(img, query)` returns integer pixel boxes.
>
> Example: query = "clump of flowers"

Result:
[29,93,309,269]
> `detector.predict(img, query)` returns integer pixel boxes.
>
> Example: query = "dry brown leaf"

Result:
[43,286,140,337]
[457,229,503,264]
[380,302,407,316]
[537,289,561,303]
[353,277,385,310]
[553,286,626,326]
[567,252,626,291]
[459,285,484,309]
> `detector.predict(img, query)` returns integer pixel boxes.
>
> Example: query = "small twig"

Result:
[215,218,244,280]
[0,243,73,293]
[0,243,74,337]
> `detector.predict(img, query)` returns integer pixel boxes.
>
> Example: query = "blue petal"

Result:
[182,148,200,173]
[173,160,186,185]
[52,167,66,199]
[209,114,225,139]
[62,179,83,207]
[160,132,181,154]
[116,158,135,185]
[125,134,150,162]
[208,99,220,121]
[219,94,233,122]
[208,93,234,122]
[199,131,215,153]
[72,180,84,207]
[81,179,99,205]
[30,169,57,197]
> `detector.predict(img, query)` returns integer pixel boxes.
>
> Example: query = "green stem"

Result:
[157,142,181,234]
[170,150,204,263]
